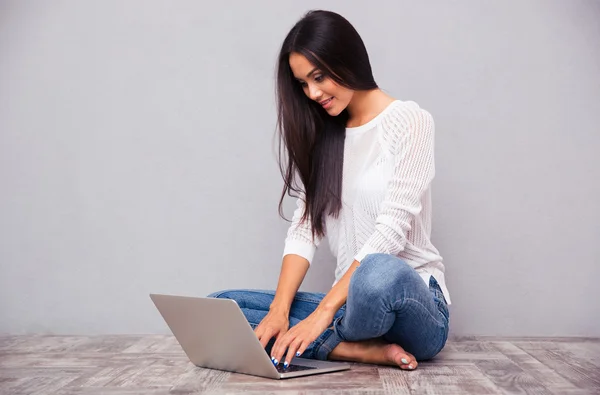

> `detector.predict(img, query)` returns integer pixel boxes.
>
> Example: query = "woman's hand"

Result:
[254,310,290,349]
[270,308,335,367]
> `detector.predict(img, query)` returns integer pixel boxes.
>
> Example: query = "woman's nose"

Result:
[308,85,322,101]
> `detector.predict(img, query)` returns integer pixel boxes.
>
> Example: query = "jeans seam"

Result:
[314,328,340,360]
[332,316,346,342]
[292,295,325,304]
[376,303,392,339]
[432,320,450,358]
[207,290,230,298]
[218,290,327,305]
[211,289,331,311]
[395,297,446,328]
[210,289,276,298]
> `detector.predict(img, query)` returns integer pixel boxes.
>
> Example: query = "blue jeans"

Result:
[208,253,449,361]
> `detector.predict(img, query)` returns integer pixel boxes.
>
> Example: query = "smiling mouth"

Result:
[320,97,334,106]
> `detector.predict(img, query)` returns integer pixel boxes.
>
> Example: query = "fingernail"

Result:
[284,361,289,368]
[296,352,301,357]
[273,359,278,366]
[408,364,414,370]
[401,358,408,364]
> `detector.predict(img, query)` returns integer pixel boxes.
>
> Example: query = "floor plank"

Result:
[380,364,504,395]
[493,341,579,394]
[0,335,598,395]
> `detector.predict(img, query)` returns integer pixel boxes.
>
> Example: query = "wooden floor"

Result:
[1,335,599,394]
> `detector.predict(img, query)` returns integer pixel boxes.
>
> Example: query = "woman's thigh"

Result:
[208,289,328,328]
[207,289,273,327]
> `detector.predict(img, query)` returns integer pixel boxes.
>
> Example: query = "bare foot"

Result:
[328,339,418,370]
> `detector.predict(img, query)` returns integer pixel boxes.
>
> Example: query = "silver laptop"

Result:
[150,294,350,379]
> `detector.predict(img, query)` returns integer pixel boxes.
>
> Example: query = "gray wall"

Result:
[1,0,599,337]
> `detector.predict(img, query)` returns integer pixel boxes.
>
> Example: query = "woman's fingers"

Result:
[258,327,275,349]
[253,325,263,339]
[283,338,304,368]
[271,331,293,366]
[294,344,306,358]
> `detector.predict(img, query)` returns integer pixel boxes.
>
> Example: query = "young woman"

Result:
[209,10,450,371]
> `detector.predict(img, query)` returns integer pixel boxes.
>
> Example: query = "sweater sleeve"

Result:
[354,103,435,262]
[282,194,323,264]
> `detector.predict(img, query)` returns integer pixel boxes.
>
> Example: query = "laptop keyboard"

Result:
[275,363,317,373]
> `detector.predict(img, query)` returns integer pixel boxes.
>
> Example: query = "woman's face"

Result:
[289,52,354,116]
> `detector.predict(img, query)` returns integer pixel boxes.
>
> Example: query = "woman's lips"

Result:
[320,97,334,109]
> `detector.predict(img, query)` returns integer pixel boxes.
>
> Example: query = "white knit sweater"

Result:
[283,100,451,304]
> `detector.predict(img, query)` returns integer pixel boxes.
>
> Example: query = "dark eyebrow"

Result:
[296,67,320,81]
[306,67,319,78]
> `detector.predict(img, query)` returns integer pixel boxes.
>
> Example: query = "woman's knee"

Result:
[351,254,416,296]
[206,289,251,302]
[206,289,276,311]
[207,289,232,299]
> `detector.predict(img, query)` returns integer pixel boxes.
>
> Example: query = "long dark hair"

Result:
[277,10,378,239]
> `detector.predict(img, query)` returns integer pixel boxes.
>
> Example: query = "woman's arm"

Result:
[254,254,309,349]
[269,254,310,315]
[270,259,360,366]
[315,260,360,315]
[354,104,435,261]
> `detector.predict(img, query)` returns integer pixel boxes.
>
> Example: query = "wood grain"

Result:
[0,335,598,395]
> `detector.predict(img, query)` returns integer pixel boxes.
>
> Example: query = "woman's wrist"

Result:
[316,260,360,316]
[268,302,290,316]
[315,302,338,319]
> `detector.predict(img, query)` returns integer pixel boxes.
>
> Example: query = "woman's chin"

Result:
[325,105,345,117]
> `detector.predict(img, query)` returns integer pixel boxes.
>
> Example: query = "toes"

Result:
[388,344,419,371]
[396,355,412,370]
[399,353,418,370]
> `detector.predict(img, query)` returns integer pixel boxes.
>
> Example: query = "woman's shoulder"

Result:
[379,100,434,154]
[381,100,434,134]
[385,100,432,123]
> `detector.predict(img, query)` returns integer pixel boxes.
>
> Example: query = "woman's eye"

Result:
[314,75,324,82]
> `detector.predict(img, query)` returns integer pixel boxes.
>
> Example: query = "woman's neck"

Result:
[346,89,396,128]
